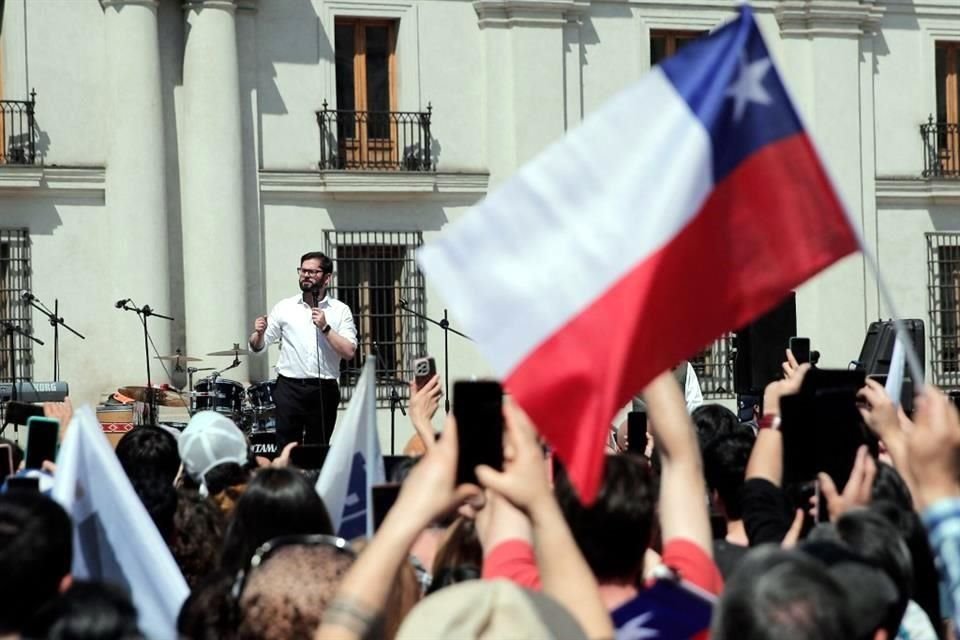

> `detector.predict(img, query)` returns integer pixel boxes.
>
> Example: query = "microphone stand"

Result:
[397,299,471,413]
[118,301,174,423]
[372,342,406,455]
[24,294,85,380]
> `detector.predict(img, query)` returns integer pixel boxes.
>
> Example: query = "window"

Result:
[650,30,705,66]
[690,333,735,399]
[929,42,960,176]
[324,231,426,406]
[0,229,32,383]
[334,19,398,166]
[928,233,960,389]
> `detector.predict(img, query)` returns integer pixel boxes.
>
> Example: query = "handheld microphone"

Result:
[20,290,35,302]
[398,297,408,308]
[114,298,130,309]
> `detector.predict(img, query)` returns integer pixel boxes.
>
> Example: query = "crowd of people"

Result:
[3,348,960,639]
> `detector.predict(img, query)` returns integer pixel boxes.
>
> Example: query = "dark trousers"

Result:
[274,375,340,448]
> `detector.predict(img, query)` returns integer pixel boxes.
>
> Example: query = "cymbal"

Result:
[155,354,202,362]
[207,347,252,357]
[118,386,188,408]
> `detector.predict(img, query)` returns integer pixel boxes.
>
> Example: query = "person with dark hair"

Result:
[428,517,482,594]
[702,424,756,577]
[554,455,656,594]
[177,572,238,640]
[248,251,357,448]
[692,403,741,454]
[172,488,227,590]
[0,490,73,635]
[551,372,722,625]
[129,471,178,543]
[114,425,180,485]
[220,467,334,574]
[23,580,143,640]
[816,506,939,639]
[711,547,857,640]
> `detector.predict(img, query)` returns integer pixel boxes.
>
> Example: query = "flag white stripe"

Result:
[417,68,714,376]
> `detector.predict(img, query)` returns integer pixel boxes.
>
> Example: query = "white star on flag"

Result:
[616,612,659,640]
[725,51,772,122]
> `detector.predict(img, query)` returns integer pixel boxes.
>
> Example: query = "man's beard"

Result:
[300,280,316,292]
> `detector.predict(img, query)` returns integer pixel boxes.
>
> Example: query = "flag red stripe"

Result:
[504,132,858,500]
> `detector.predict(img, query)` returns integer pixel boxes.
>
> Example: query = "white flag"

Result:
[51,406,189,638]
[316,358,385,538]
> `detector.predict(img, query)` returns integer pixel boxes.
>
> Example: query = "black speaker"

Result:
[734,293,797,395]
[856,319,925,376]
[856,319,925,415]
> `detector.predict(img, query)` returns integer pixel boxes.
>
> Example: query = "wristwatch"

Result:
[321,324,332,334]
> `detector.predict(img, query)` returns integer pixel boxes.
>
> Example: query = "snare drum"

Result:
[193,378,245,417]
[247,380,277,414]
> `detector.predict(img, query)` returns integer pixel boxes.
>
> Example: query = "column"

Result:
[181,0,248,379]
[776,0,882,367]
[103,0,172,384]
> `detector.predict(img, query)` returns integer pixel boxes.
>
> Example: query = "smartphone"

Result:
[25,416,59,470]
[5,476,39,492]
[789,337,811,364]
[781,369,877,490]
[453,380,504,485]
[372,483,402,531]
[5,401,44,426]
[289,444,330,470]
[413,356,437,389]
[0,443,13,481]
[626,411,648,455]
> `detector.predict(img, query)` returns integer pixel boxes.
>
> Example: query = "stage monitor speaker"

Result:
[856,319,925,377]
[734,293,797,396]
[856,319,925,415]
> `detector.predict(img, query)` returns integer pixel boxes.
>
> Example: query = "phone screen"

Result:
[289,445,330,470]
[453,381,504,486]
[627,411,648,455]
[25,417,59,470]
[372,483,401,531]
[414,356,437,389]
[0,444,13,481]
[5,476,40,492]
[789,337,811,364]
[781,368,877,490]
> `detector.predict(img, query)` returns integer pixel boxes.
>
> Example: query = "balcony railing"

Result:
[922,116,960,178]
[0,91,36,166]
[317,102,433,171]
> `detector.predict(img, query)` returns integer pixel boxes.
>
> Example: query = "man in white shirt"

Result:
[249,252,358,448]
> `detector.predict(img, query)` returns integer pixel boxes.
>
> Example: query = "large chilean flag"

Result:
[417,5,859,500]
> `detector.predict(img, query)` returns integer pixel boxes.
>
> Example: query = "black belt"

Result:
[278,375,338,386]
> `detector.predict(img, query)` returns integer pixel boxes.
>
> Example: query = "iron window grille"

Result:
[927,233,960,389]
[323,231,426,407]
[690,333,735,399]
[0,229,32,383]
[317,103,434,171]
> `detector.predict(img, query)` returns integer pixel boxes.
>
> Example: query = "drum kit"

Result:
[116,343,277,434]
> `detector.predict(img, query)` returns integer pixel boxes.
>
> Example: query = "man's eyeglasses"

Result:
[297,268,327,277]
[230,533,355,601]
